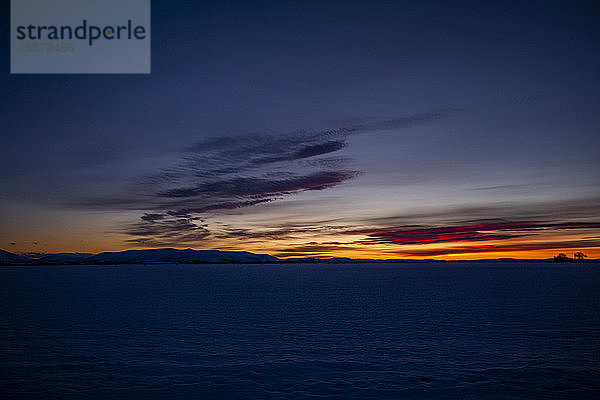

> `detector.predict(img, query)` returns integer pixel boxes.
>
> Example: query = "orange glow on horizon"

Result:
[3,219,599,261]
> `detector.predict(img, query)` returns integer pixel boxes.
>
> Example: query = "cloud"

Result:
[356,221,600,246]
[177,110,453,178]
[180,133,349,177]
[172,199,274,215]
[66,111,454,246]
[235,209,600,257]
[123,213,209,246]
[293,141,347,159]
[361,197,600,227]
[140,213,165,222]
[120,134,358,244]
[73,110,452,212]
[158,171,359,199]
[237,217,600,258]
[145,111,453,212]
[214,224,348,241]
[274,243,357,258]
[395,239,600,257]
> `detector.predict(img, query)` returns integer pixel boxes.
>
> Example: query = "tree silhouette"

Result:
[553,253,570,262]
[574,252,587,262]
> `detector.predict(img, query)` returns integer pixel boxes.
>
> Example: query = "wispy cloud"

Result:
[395,240,600,257]
[356,221,600,246]
[222,201,600,258]
[274,242,358,258]
[361,197,600,226]
[158,171,359,200]
[123,213,210,247]
[67,111,457,246]
[214,225,346,241]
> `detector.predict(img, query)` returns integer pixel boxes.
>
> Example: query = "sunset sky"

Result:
[1,0,599,259]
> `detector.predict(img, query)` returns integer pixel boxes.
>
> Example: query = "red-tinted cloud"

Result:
[359,221,600,246]
[396,240,600,257]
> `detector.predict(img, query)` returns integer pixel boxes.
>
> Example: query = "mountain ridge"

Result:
[1,248,596,265]
[0,248,278,265]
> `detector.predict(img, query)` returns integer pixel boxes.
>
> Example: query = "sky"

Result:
[1,0,599,259]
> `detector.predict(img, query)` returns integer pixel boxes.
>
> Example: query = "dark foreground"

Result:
[1,262,599,399]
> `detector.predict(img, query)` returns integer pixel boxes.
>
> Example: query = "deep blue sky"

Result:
[1,0,599,258]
